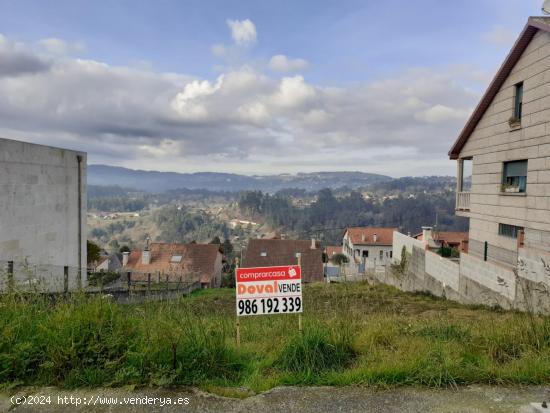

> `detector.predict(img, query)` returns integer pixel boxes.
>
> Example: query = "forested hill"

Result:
[238,188,467,243]
[88,165,392,192]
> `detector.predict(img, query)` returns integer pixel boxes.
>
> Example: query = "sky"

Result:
[0,0,544,177]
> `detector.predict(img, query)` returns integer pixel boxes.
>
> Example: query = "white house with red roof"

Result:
[342,227,397,273]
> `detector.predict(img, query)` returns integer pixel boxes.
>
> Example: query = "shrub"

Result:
[274,325,356,377]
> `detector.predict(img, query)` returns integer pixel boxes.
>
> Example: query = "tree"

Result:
[109,239,120,251]
[87,240,101,265]
[332,253,349,266]
[222,238,234,255]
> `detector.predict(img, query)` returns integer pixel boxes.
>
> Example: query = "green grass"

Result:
[2,282,550,393]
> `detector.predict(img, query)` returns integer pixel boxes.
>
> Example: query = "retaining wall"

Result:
[377,231,549,312]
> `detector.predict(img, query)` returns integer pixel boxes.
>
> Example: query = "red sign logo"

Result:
[236,265,302,282]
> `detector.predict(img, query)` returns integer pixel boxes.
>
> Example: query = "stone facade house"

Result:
[242,238,323,282]
[342,227,397,272]
[449,16,550,306]
[123,242,223,288]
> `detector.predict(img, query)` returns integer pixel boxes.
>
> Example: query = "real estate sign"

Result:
[236,265,303,316]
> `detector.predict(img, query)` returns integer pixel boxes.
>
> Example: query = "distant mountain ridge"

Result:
[88,164,393,192]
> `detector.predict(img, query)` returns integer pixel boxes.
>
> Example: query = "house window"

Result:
[502,160,527,193]
[390,251,393,259]
[498,223,523,239]
[170,255,182,263]
[362,250,369,258]
[513,82,523,120]
[459,158,472,192]
[379,250,383,259]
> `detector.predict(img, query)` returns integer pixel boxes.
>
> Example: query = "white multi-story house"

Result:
[449,17,550,278]
[342,227,397,272]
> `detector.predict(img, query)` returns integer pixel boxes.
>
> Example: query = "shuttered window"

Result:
[502,160,527,193]
[498,224,523,239]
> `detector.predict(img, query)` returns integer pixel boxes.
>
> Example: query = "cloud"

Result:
[482,26,518,46]
[269,54,309,73]
[37,37,85,55]
[211,44,227,58]
[414,104,470,123]
[0,35,50,76]
[226,19,257,46]
[0,33,481,176]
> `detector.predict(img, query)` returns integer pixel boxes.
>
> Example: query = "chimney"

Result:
[310,237,316,249]
[373,233,378,243]
[422,226,433,246]
[361,234,366,242]
[122,251,129,266]
[142,236,151,265]
[142,249,151,265]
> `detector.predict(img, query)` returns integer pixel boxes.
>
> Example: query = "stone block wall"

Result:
[377,231,550,313]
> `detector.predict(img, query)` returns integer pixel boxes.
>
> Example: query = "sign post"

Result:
[297,253,303,334]
[235,258,241,349]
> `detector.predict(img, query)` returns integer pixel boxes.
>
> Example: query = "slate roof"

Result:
[242,238,323,282]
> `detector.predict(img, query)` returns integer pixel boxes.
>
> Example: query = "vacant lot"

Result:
[2,283,550,395]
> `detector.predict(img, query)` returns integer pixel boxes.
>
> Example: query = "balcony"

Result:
[456,191,470,211]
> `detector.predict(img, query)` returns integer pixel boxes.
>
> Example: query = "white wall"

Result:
[425,250,460,291]
[460,252,516,301]
[393,231,424,259]
[518,246,550,285]
[0,138,87,291]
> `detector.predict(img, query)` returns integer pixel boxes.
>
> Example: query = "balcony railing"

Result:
[456,191,470,211]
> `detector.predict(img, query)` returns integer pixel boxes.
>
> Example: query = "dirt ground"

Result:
[2,385,550,413]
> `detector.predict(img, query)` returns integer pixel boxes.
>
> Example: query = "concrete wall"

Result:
[460,252,516,301]
[372,231,550,313]
[0,138,87,291]
[425,250,460,292]
[457,28,550,264]
[393,231,424,257]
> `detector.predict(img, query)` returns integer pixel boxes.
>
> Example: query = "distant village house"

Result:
[122,242,223,288]
[342,227,397,273]
[242,238,324,282]
[413,228,469,253]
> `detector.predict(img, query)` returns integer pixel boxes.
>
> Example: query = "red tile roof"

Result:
[242,239,323,282]
[325,246,342,257]
[344,227,397,245]
[449,17,550,159]
[124,242,221,284]
[435,232,469,244]
[414,231,468,244]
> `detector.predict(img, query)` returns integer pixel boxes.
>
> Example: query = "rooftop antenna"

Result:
[543,0,550,14]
